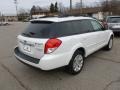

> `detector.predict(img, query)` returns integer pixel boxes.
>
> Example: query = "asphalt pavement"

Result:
[0,22,120,90]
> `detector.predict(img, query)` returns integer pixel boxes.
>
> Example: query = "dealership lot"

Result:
[0,22,120,90]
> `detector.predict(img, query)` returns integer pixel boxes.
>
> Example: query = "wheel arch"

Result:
[111,34,114,39]
[72,47,86,58]
[76,47,86,57]
[67,46,86,65]
[109,32,114,39]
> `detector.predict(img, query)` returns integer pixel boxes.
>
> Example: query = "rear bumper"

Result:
[14,47,40,64]
[14,47,70,70]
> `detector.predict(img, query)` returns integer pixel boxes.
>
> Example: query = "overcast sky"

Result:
[0,0,102,15]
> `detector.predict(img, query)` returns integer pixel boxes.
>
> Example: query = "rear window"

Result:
[107,17,120,23]
[72,20,93,33]
[22,20,92,38]
[22,21,53,38]
[22,21,75,38]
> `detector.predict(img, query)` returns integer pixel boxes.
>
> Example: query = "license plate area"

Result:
[23,44,31,52]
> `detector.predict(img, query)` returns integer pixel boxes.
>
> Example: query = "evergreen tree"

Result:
[30,5,36,15]
[55,2,58,12]
[50,3,55,13]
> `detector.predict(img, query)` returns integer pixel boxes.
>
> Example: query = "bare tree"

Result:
[101,0,120,15]
[110,0,120,15]
[75,2,85,9]
[58,3,65,13]
[18,8,30,21]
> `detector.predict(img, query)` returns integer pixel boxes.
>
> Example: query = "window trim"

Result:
[55,19,94,35]
[22,19,98,39]
[90,19,105,32]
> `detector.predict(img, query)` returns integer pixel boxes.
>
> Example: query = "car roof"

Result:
[30,16,94,23]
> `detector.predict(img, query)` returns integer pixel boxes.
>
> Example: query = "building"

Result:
[3,15,18,22]
[67,7,105,20]
[31,10,58,19]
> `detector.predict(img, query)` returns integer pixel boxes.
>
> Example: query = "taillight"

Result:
[44,38,62,54]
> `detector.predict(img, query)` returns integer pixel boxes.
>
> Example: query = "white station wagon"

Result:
[14,16,114,75]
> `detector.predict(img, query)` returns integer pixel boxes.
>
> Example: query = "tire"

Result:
[104,36,113,50]
[66,50,84,75]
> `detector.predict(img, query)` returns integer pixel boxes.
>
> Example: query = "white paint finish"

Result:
[30,16,93,22]
[15,17,113,70]
[18,35,47,59]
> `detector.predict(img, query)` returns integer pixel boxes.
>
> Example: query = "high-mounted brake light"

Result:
[44,38,62,54]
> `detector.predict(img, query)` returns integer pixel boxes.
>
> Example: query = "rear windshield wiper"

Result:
[22,33,31,37]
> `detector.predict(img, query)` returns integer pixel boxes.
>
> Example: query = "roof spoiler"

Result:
[30,20,54,24]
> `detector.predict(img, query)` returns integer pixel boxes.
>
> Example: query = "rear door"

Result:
[71,20,100,55]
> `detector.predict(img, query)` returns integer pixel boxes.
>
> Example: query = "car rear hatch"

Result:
[17,20,54,59]
[18,35,47,59]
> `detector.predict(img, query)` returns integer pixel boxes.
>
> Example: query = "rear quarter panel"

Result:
[50,35,87,65]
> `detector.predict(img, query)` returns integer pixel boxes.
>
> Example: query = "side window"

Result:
[48,22,74,37]
[47,20,94,38]
[72,20,93,34]
[91,20,103,31]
